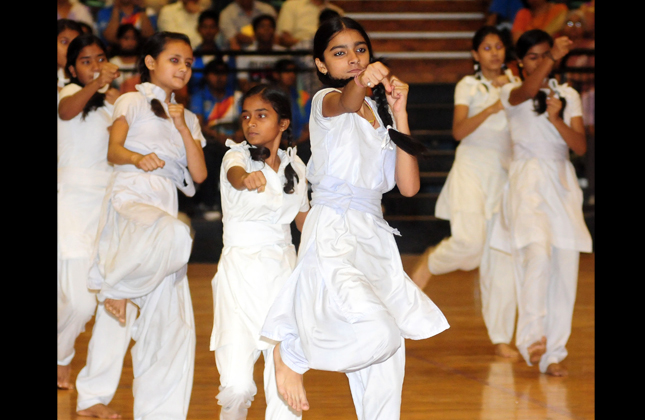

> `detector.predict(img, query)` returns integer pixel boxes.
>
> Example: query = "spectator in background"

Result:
[157,0,206,48]
[96,0,157,46]
[276,0,344,49]
[236,14,289,92]
[109,24,143,91]
[58,19,83,93]
[218,0,277,50]
[58,0,97,34]
[511,0,568,43]
[189,59,244,220]
[272,59,312,164]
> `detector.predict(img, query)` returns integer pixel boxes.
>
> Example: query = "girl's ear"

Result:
[280,118,291,131]
[471,49,479,62]
[144,55,155,71]
[67,65,77,79]
[314,58,327,75]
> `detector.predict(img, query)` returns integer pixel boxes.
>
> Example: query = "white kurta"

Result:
[261,88,450,374]
[89,82,205,420]
[57,83,115,366]
[491,80,592,372]
[211,140,309,420]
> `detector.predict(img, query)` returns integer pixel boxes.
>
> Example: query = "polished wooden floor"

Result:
[58,253,595,420]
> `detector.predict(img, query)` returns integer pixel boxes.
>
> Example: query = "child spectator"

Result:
[96,0,157,46]
[109,23,143,91]
[218,0,277,50]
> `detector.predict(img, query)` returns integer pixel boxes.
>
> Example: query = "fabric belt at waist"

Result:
[223,220,292,247]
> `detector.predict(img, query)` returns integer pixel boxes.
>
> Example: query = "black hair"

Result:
[241,84,299,194]
[274,58,297,73]
[199,9,220,26]
[252,14,276,32]
[113,24,142,57]
[516,29,566,118]
[58,19,83,36]
[77,21,94,35]
[66,34,109,120]
[138,31,192,119]
[313,16,431,158]
[471,25,508,75]
[204,58,229,76]
[319,8,341,25]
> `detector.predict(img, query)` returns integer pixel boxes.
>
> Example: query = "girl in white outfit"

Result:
[57,36,140,420]
[260,17,450,417]
[89,31,207,419]
[490,30,592,377]
[211,84,309,420]
[410,26,519,358]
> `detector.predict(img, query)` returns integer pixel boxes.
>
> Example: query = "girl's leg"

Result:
[346,336,406,420]
[539,247,579,375]
[75,300,137,414]
[130,275,195,420]
[263,345,302,420]
[479,215,517,356]
[214,343,260,420]
[427,211,487,274]
[58,256,98,389]
[513,242,550,366]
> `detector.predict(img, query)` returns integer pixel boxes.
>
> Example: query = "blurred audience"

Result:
[58,0,97,34]
[511,0,568,43]
[157,0,206,47]
[218,0,277,50]
[109,24,143,92]
[96,0,157,46]
[276,0,343,49]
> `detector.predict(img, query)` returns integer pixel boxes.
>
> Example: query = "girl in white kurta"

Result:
[211,84,309,420]
[57,36,136,420]
[410,26,519,358]
[260,17,450,417]
[89,31,207,419]
[490,30,592,377]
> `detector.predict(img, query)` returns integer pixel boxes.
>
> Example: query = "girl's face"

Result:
[562,15,584,41]
[145,40,194,92]
[315,29,370,80]
[241,95,289,148]
[119,29,139,54]
[68,43,108,86]
[472,34,505,74]
[520,41,551,77]
[58,28,80,69]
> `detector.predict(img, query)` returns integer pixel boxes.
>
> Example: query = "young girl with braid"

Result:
[88,31,207,419]
[210,84,309,420]
[490,29,592,377]
[259,16,449,418]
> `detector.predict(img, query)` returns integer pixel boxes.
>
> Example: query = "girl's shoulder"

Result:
[224,140,252,157]
[312,87,341,103]
[59,82,83,99]
[456,75,481,87]
[114,90,147,108]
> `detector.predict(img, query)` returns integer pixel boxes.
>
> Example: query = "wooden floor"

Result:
[58,253,595,420]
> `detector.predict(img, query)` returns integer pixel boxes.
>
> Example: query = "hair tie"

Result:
[548,78,561,99]
[285,146,297,164]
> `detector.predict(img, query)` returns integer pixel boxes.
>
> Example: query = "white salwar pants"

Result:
[428,214,516,345]
[75,300,137,411]
[57,256,96,366]
[512,242,579,373]
[215,343,300,420]
[128,274,195,420]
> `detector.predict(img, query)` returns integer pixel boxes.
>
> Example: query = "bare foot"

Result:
[57,364,74,390]
[545,363,568,377]
[495,343,520,358]
[273,343,309,412]
[77,403,122,418]
[527,336,547,364]
[410,246,434,289]
[104,299,127,323]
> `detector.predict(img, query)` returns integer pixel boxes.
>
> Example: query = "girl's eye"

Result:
[334,50,345,57]
[170,58,178,63]
[185,61,193,68]
[357,47,367,53]
[483,46,491,51]
[98,57,106,63]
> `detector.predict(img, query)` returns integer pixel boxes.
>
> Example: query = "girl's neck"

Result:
[480,67,502,83]
[264,141,282,172]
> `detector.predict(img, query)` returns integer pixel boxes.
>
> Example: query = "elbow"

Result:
[574,144,587,156]
[399,183,420,197]
[193,169,208,184]
[451,129,464,141]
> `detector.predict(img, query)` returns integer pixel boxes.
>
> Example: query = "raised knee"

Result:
[216,382,257,410]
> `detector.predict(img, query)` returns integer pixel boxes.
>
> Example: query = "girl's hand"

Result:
[242,170,267,193]
[546,94,563,121]
[384,75,409,114]
[97,62,120,89]
[167,103,189,131]
[357,62,392,92]
[551,36,574,61]
[133,152,165,172]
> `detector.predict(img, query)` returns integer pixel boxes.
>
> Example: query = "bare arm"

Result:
[107,116,166,171]
[547,96,586,155]
[452,101,504,141]
[167,104,208,183]
[227,166,267,192]
[295,210,309,232]
[58,63,120,120]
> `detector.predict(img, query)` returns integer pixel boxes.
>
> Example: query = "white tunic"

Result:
[58,83,114,260]
[262,88,449,354]
[435,73,513,221]
[89,82,206,299]
[210,140,310,351]
[491,80,592,253]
